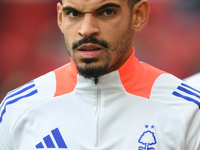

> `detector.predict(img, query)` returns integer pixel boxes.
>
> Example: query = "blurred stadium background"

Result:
[0,0,200,101]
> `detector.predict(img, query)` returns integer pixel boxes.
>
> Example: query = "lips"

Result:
[77,44,103,59]
[80,47,102,51]
[77,43,103,51]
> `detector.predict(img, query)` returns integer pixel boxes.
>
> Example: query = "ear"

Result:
[131,0,150,33]
[57,2,64,33]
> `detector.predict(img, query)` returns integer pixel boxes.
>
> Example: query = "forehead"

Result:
[62,0,128,11]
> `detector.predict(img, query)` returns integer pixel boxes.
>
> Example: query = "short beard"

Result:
[77,58,109,81]
[71,37,110,80]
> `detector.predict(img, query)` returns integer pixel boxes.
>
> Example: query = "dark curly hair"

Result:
[60,0,141,9]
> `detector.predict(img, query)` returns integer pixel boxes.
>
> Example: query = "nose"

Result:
[78,14,100,38]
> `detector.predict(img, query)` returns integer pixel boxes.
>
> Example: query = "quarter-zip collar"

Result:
[53,47,165,98]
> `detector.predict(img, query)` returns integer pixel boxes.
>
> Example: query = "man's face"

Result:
[58,0,134,79]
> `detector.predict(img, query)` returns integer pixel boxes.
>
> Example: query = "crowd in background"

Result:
[0,0,200,101]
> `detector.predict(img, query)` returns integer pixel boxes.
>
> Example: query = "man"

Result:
[184,72,200,90]
[0,0,200,149]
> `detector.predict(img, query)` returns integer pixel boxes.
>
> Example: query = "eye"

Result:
[102,9,116,16]
[66,11,82,18]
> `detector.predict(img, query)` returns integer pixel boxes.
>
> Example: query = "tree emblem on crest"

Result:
[138,125,157,150]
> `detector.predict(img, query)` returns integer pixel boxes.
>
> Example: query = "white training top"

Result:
[0,50,200,150]
[184,72,200,90]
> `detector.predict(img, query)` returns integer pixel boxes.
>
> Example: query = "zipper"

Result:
[93,83,101,147]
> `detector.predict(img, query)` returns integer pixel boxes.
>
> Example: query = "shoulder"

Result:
[0,63,77,129]
[151,74,200,147]
[183,72,200,90]
[151,73,200,126]
[151,73,200,109]
[0,71,56,126]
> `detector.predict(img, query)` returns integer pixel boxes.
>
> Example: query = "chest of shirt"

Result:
[11,93,185,150]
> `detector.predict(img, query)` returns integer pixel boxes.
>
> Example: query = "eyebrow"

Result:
[62,3,121,13]
[95,3,121,12]
[63,6,79,12]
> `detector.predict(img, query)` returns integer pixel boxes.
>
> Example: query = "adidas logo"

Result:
[35,128,68,149]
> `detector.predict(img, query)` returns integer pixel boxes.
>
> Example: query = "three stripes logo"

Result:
[0,81,38,123]
[35,128,68,149]
[172,83,200,109]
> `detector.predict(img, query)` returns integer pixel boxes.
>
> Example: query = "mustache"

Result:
[72,37,109,50]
